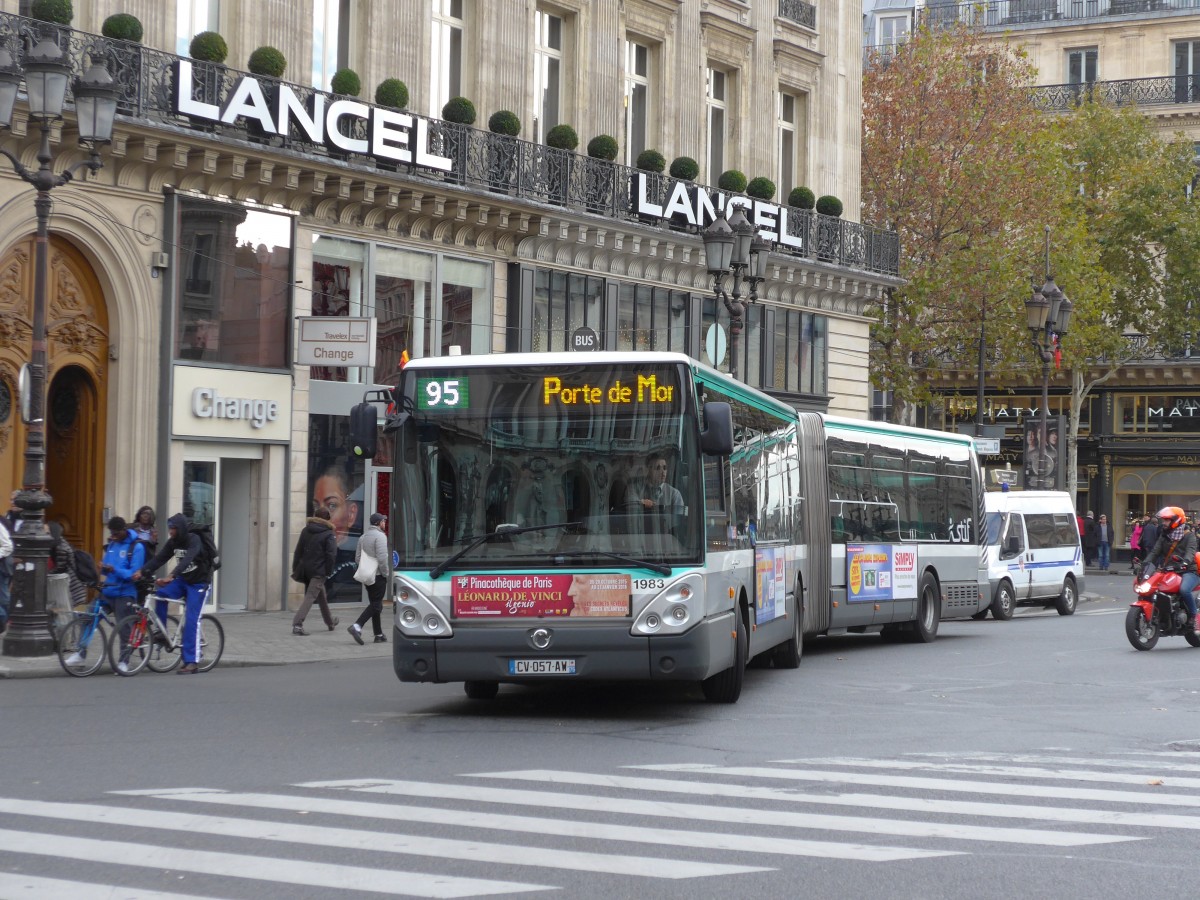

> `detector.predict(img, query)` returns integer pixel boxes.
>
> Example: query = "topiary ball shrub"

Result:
[636,149,666,173]
[546,124,579,151]
[330,68,361,96]
[669,156,699,181]
[248,46,287,78]
[102,13,142,42]
[189,31,228,63]
[816,194,844,217]
[31,0,72,24]
[442,96,477,124]
[788,186,816,209]
[718,169,747,193]
[747,177,776,201]
[587,135,619,160]
[488,110,521,136]
[375,79,409,109]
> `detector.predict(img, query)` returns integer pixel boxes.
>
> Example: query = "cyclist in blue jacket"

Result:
[133,513,212,675]
[101,516,147,674]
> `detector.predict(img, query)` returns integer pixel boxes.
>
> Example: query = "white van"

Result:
[981,490,1085,619]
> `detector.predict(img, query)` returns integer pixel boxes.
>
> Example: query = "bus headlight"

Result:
[393,576,453,638]
[631,573,703,636]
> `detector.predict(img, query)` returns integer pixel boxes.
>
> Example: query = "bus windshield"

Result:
[392,361,704,572]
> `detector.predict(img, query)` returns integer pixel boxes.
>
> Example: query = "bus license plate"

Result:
[509,658,576,675]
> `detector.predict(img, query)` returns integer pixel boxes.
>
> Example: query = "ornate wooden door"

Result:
[0,236,109,554]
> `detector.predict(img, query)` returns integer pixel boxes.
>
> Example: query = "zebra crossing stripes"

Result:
[0,872,222,900]
[129,786,949,863]
[631,762,1200,807]
[0,826,547,898]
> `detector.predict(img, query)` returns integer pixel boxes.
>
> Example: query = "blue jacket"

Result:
[101,531,146,599]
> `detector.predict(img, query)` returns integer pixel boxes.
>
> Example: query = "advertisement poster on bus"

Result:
[846,544,918,602]
[755,548,787,624]
[452,573,632,618]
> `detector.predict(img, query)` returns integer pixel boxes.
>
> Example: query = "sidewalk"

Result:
[0,609,390,679]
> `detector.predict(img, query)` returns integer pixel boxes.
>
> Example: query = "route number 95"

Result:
[418,378,469,410]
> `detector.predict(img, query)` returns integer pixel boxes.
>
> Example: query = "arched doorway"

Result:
[0,236,109,554]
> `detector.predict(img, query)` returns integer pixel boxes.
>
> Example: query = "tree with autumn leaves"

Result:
[862,22,1200,500]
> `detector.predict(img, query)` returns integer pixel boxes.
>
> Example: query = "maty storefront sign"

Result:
[633,174,812,250]
[173,60,452,172]
[172,366,292,443]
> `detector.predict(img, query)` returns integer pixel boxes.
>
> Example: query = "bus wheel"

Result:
[909,573,940,643]
[463,680,499,700]
[991,582,1016,621]
[772,605,803,669]
[702,609,746,703]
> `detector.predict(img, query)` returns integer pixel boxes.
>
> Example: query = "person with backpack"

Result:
[99,516,146,675]
[291,506,338,636]
[132,513,213,674]
[48,522,90,608]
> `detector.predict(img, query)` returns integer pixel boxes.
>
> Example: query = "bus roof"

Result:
[821,413,976,447]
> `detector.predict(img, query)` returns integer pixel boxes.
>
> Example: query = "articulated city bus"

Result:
[370,351,986,703]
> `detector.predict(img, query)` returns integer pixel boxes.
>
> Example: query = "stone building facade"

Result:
[0,0,898,611]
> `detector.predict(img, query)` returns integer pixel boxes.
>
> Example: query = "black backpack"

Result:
[190,525,222,571]
[73,549,100,588]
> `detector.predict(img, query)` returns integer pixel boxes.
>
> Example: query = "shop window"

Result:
[616,282,689,354]
[772,309,827,395]
[440,257,491,355]
[308,413,366,603]
[313,0,352,91]
[176,0,221,57]
[175,198,293,369]
[533,269,605,352]
[311,236,367,382]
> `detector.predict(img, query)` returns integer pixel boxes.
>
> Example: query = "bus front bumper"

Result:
[392,613,734,684]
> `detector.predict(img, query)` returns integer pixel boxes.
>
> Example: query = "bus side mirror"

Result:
[349,402,378,459]
[700,402,734,456]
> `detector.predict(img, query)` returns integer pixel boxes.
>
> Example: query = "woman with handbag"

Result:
[348,512,391,644]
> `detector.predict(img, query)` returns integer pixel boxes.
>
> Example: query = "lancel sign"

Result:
[173,61,453,173]
[633,174,811,248]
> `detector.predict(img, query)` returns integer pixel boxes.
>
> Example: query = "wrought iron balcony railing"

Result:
[778,0,818,29]
[0,11,900,278]
[1031,75,1200,112]
[918,0,1196,29]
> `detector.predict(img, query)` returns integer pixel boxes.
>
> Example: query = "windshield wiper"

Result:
[430,521,581,579]
[550,550,671,577]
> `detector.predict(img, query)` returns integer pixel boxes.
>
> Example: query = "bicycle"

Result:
[108,588,225,676]
[55,595,118,677]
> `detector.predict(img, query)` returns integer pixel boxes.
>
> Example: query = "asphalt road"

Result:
[1,588,1197,899]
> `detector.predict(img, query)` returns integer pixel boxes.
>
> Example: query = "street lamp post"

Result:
[0,36,118,657]
[1023,265,1073,491]
[701,205,769,380]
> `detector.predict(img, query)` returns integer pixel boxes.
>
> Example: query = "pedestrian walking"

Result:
[98,516,147,674]
[1130,517,1144,556]
[1097,514,1111,573]
[1083,511,1099,567]
[133,513,214,674]
[131,505,158,547]
[348,512,391,645]
[291,507,338,636]
[1139,515,1160,562]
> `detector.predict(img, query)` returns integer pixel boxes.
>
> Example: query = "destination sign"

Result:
[542,374,675,407]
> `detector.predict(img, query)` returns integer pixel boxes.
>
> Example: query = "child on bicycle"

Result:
[101,516,147,674]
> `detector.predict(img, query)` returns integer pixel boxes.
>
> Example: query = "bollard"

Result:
[46,573,72,634]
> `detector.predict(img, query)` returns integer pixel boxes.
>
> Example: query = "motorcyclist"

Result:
[1142,505,1199,633]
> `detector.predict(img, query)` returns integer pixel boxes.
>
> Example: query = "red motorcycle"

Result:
[1126,564,1200,651]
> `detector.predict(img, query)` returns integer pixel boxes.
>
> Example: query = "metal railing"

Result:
[0,11,899,278]
[1031,75,1200,111]
[778,0,818,30]
[918,0,1194,29]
